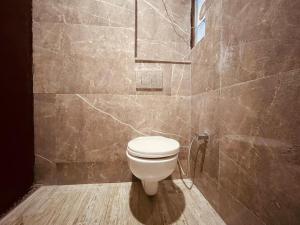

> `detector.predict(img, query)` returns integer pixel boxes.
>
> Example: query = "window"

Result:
[192,0,206,47]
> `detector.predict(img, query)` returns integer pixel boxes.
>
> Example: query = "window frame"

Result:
[191,0,206,48]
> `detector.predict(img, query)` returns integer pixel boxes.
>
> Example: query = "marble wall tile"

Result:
[221,0,300,87]
[34,94,191,184]
[33,0,192,94]
[33,0,192,185]
[33,22,135,94]
[34,94,57,184]
[191,0,222,94]
[171,64,191,96]
[217,185,265,225]
[138,0,190,38]
[137,0,191,61]
[56,162,132,184]
[190,0,222,191]
[137,40,191,62]
[191,0,300,224]
[55,157,188,184]
[191,71,300,225]
[193,165,265,225]
[191,91,219,181]
[222,0,300,46]
[218,72,300,224]
[33,0,135,27]
[220,39,300,88]
[55,94,191,162]
[34,158,57,185]
[192,165,265,225]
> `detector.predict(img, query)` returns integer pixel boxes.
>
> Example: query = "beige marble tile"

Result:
[33,0,192,185]
[191,0,222,95]
[137,0,191,61]
[137,40,191,62]
[34,94,191,184]
[191,91,220,182]
[171,64,191,96]
[33,0,135,27]
[55,94,191,160]
[221,0,300,87]
[34,94,57,184]
[33,22,135,94]
[218,71,300,224]
[191,0,300,224]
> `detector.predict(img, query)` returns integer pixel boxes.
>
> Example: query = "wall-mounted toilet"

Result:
[126,136,180,195]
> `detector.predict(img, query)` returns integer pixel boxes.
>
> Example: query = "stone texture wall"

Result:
[33,0,191,184]
[34,0,300,223]
[137,0,191,61]
[191,0,300,224]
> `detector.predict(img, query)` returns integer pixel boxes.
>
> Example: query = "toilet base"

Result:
[142,180,158,196]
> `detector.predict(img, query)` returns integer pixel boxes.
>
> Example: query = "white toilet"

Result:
[126,136,180,195]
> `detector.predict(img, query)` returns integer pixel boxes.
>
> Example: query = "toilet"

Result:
[126,136,180,195]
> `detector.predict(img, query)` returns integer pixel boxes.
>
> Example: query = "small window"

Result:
[196,17,206,43]
[192,0,206,47]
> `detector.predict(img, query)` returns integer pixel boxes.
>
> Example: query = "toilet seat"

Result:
[127,136,180,159]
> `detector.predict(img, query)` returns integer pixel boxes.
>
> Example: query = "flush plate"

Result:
[136,70,163,90]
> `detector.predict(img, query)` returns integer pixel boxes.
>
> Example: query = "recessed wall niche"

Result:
[136,0,191,62]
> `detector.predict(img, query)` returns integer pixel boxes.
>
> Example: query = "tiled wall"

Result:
[191,0,300,224]
[34,0,300,223]
[137,0,191,61]
[33,0,191,184]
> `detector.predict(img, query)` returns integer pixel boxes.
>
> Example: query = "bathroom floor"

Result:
[0,180,225,225]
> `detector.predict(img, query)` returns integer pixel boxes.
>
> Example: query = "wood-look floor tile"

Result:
[0,180,225,225]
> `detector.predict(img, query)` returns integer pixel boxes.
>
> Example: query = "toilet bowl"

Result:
[126,136,180,195]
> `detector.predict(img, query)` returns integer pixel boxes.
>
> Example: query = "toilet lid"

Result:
[127,136,180,158]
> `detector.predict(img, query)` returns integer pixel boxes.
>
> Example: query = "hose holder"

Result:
[195,132,209,141]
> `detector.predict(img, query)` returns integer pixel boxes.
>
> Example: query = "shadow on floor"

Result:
[129,180,185,224]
